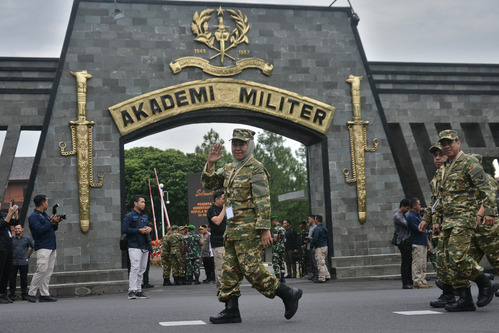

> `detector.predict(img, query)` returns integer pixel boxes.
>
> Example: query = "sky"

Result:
[1,0,498,158]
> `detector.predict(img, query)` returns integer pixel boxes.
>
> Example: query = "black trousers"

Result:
[9,264,29,296]
[398,240,413,286]
[0,249,13,295]
[202,256,214,280]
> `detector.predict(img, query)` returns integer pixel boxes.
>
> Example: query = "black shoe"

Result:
[209,296,242,324]
[142,284,154,289]
[27,295,36,303]
[430,284,455,308]
[313,279,325,283]
[21,295,28,301]
[445,288,476,312]
[275,282,303,320]
[163,279,172,286]
[9,295,15,302]
[474,274,499,307]
[135,291,149,299]
[0,298,9,304]
[496,289,499,297]
[402,284,413,289]
[39,295,57,302]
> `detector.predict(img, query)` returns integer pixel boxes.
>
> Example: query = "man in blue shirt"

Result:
[407,197,432,289]
[122,195,152,300]
[311,215,330,283]
[9,224,34,301]
[27,194,63,303]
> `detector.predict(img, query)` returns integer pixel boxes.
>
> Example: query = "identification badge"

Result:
[226,206,234,220]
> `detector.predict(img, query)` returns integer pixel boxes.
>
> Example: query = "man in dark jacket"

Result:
[0,202,18,304]
[27,194,62,303]
[393,198,412,289]
[122,195,152,300]
[283,219,299,278]
[311,215,330,283]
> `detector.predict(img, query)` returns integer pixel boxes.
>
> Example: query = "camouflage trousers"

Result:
[441,227,483,289]
[170,251,185,278]
[272,249,285,277]
[469,223,499,271]
[185,257,200,277]
[162,257,172,279]
[219,236,279,302]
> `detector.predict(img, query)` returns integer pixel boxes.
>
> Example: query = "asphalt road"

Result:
[2,267,498,333]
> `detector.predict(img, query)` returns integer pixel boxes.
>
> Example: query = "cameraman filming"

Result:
[27,194,63,303]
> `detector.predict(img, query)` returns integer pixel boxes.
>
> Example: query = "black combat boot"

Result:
[194,274,201,285]
[445,287,476,312]
[163,278,172,286]
[182,277,187,285]
[209,296,242,324]
[275,282,303,319]
[279,273,286,283]
[430,284,456,308]
[474,273,499,307]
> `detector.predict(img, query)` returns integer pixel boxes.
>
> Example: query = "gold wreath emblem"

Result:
[191,8,250,64]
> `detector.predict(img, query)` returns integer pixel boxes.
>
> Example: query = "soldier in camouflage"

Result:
[168,225,186,285]
[298,221,309,278]
[468,156,499,297]
[271,216,286,282]
[419,130,498,312]
[161,226,173,286]
[202,128,302,324]
[183,225,202,285]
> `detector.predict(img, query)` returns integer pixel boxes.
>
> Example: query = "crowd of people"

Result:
[0,194,63,304]
[393,129,498,312]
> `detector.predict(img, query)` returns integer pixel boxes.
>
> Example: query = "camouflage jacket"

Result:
[183,232,201,259]
[437,152,497,229]
[272,225,286,253]
[161,233,171,255]
[422,167,443,225]
[201,155,271,241]
[168,232,184,254]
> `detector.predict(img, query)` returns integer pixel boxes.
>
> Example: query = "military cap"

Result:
[188,225,195,230]
[178,226,185,231]
[438,129,458,142]
[270,216,279,220]
[230,128,255,142]
[166,226,172,231]
[200,224,207,230]
[171,225,178,230]
[429,142,442,153]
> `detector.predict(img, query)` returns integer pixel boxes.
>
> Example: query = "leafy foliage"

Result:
[254,131,309,228]
[124,147,206,238]
[124,129,309,237]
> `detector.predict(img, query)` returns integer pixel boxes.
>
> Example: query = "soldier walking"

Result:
[201,128,302,324]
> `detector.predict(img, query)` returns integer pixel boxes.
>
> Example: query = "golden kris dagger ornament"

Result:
[343,75,379,224]
[59,70,104,233]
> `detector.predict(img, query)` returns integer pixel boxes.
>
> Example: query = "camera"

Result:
[52,203,67,220]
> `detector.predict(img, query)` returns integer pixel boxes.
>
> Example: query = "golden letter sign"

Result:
[108,79,335,136]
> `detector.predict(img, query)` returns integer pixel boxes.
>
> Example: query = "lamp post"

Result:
[159,184,170,237]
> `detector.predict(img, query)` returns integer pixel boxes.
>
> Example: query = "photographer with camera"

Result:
[0,201,18,304]
[26,194,63,303]
[122,195,152,300]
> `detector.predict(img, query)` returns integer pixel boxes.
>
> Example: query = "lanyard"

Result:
[441,150,463,187]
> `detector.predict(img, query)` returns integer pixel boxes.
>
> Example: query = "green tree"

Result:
[253,131,309,228]
[124,147,206,238]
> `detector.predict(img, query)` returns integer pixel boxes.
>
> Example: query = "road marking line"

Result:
[393,310,443,315]
[159,320,206,326]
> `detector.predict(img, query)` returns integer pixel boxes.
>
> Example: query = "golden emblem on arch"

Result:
[170,6,273,77]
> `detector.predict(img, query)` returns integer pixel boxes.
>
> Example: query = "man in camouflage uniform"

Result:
[298,221,309,278]
[168,225,185,285]
[420,130,498,312]
[271,216,286,282]
[201,128,302,324]
[161,226,173,286]
[468,156,499,296]
[183,225,202,285]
